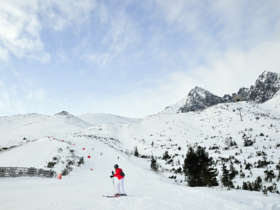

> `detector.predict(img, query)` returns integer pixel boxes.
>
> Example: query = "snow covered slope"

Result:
[261,90,280,114]
[84,98,280,193]
[161,97,187,114]
[79,113,140,125]
[1,135,279,210]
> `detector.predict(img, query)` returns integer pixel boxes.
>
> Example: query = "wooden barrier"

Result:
[0,167,55,178]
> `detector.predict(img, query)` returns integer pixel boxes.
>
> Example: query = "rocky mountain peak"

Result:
[55,110,71,116]
[248,71,280,103]
[188,86,208,98]
[176,71,280,113]
[178,86,224,113]
[257,71,280,84]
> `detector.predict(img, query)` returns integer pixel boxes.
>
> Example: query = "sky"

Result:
[0,0,280,118]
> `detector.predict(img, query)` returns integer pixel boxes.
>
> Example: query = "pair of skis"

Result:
[103,193,127,198]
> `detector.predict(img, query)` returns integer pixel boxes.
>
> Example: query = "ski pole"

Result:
[111,171,115,193]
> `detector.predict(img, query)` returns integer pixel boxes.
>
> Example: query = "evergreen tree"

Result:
[162,151,171,160]
[264,169,275,182]
[221,164,233,188]
[183,146,218,187]
[151,156,158,171]
[262,186,268,195]
[229,162,238,180]
[206,167,219,187]
[253,176,262,191]
[276,161,280,181]
[242,182,248,190]
[134,146,139,157]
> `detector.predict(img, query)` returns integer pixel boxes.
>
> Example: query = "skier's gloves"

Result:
[110,175,113,178]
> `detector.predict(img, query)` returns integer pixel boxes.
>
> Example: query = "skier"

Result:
[110,164,126,196]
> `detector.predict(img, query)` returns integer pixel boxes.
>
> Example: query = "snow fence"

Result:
[0,167,55,178]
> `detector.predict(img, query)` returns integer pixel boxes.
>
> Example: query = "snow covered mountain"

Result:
[168,71,280,114]
[0,112,91,147]
[82,72,280,194]
[1,71,280,210]
[178,86,225,113]
[113,98,280,196]
[55,110,92,128]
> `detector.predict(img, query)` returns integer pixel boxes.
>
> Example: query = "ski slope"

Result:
[1,136,279,210]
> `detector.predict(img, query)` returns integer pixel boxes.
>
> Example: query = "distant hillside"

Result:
[0,112,91,147]
[79,113,140,125]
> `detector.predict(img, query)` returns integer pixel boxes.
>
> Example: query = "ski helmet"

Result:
[114,164,119,169]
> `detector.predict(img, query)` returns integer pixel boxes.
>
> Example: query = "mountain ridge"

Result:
[170,71,280,113]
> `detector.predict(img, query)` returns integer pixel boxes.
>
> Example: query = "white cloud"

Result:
[41,0,96,31]
[0,0,95,62]
[83,3,140,66]
[192,40,280,95]
[154,0,280,50]
[158,40,280,104]
[0,1,45,61]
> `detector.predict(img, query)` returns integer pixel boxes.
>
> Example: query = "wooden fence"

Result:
[0,167,55,178]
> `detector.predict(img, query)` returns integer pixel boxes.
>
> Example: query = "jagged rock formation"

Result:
[55,111,70,116]
[179,71,280,113]
[248,71,280,102]
[178,87,224,112]
[232,71,280,103]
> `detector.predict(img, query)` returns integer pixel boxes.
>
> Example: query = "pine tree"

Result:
[162,151,171,160]
[183,146,218,187]
[253,176,262,191]
[276,161,280,181]
[221,164,233,188]
[242,182,248,190]
[183,147,196,182]
[264,169,275,182]
[134,146,139,157]
[151,156,158,171]
[263,186,268,195]
[229,162,238,180]
[206,167,219,187]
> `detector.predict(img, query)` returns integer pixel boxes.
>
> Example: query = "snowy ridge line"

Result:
[75,134,131,155]
[47,136,74,146]
[0,167,55,178]
[162,71,280,114]
[0,138,39,154]
[0,145,17,153]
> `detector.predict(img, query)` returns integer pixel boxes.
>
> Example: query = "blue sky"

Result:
[0,0,280,117]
